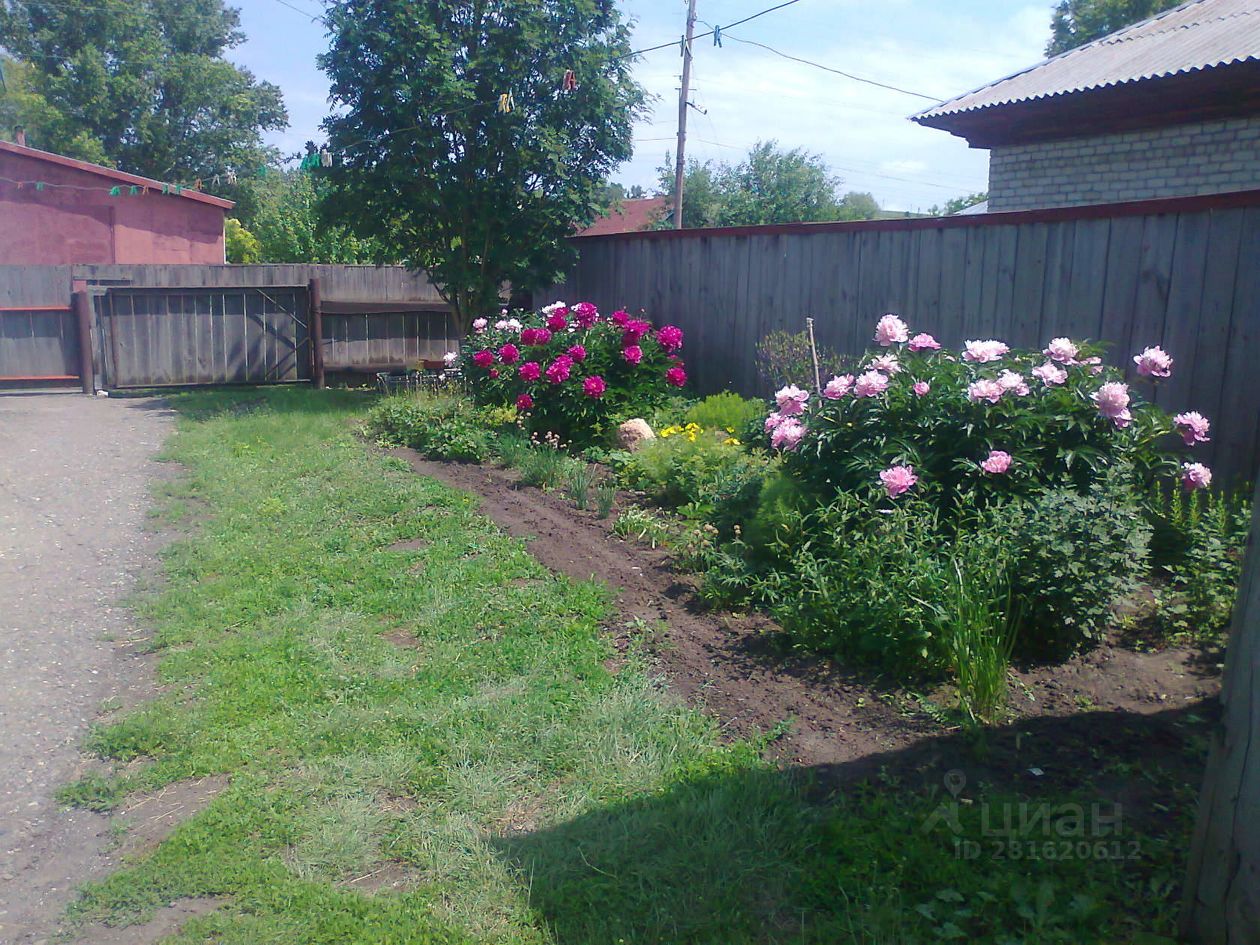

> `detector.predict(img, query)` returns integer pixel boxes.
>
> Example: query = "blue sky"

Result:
[229,0,1054,211]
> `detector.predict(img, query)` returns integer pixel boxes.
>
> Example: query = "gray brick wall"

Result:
[988,116,1260,211]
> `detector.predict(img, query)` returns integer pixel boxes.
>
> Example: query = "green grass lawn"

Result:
[63,387,1198,944]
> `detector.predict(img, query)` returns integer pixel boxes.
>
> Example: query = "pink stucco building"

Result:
[0,138,233,265]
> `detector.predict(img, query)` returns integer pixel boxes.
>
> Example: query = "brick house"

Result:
[0,136,233,264]
[913,0,1260,211]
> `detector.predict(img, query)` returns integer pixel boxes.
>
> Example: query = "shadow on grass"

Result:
[494,702,1213,945]
[112,385,377,420]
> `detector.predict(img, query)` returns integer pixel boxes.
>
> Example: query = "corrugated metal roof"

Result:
[914,0,1260,121]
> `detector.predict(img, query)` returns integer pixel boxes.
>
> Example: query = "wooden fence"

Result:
[552,189,1260,484]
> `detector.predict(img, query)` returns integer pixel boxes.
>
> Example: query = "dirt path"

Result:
[0,393,172,945]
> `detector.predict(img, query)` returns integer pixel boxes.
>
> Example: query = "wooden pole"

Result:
[308,277,325,389]
[805,316,822,393]
[72,290,94,395]
[672,0,698,230]
[1181,478,1260,943]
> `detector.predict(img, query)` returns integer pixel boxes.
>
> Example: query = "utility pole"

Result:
[673,0,697,230]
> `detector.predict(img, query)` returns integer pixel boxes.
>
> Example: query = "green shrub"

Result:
[684,392,765,435]
[755,329,848,390]
[515,437,577,490]
[996,469,1152,658]
[365,394,492,462]
[566,463,597,509]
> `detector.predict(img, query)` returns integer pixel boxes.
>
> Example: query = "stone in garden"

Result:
[616,419,655,450]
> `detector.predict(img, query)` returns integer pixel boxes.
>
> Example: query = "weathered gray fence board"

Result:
[558,196,1260,482]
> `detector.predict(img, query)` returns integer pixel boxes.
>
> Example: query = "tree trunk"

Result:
[1182,480,1260,943]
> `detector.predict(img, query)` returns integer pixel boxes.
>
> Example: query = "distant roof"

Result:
[914,0,1260,123]
[0,139,235,209]
[578,196,670,236]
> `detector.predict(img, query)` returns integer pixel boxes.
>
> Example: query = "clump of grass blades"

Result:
[516,444,572,490]
[594,482,618,519]
[612,507,671,549]
[567,464,597,510]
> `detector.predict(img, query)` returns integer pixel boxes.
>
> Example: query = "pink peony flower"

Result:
[963,339,1010,363]
[967,379,1004,404]
[771,417,806,451]
[443,351,459,367]
[879,464,918,499]
[1172,411,1211,446]
[622,319,652,344]
[665,366,687,387]
[520,327,539,346]
[980,450,1012,474]
[874,313,910,346]
[656,324,684,352]
[472,349,494,369]
[913,380,930,397]
[1092,381,1132,427]
[516,393,534,411]
[1082,356,1104,375]
[572,301,599,328]
[488,368,499,379]
[775,384,810,415]
[622,345,643,365]
[764,412,786,432]
[870,354,902,375]
[1043,337,1079,363]
[472,317,488,332]
[498,343,520,365]
[611,309,630,327]
[544,356,573,384]
[534,327,553,345]
[823,374,854,399]
[854,371,890,398]
[495,317,522,332]
[1133,345,1173,378]
[518,361,541,382]
[583,375,606,398]
[908,333,940,352]
[997,370,1030,396]
[567,344,586,362]
[546,311,568,331]
[1031,361,1067,386]
[1182,462,1212,491]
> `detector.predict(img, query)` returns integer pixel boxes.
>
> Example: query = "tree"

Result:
[1182,481,1260,943]
[1046,0,1181,55]
[656,141,877,228]
[224,218,261,264]
[0,0,286,179]
[235,169,382,264]
[928,192,988,216]
[317,0,646,330]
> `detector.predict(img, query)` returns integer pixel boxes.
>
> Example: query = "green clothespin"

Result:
[174,184,183,195]
[35,181,45,191]
[109,185,121,196]
[129,185,140,196]
[161,183,170,194]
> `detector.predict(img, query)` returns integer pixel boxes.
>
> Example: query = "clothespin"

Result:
[713,24,722,47]
[174,184,183,195]
[129,185,140,195]
[211,174,220,188]
[193,178,203,191]
[562,69,577,91]
[226,168,238,185]
[161,183,171,194]
[35,181,44,191]
[108,185,121,196]
[497,92,514,113]
[319,147,332,167]
[680,34,686,55]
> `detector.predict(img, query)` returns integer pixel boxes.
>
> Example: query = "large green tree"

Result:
[233,168,383,264]
[657,140,880,228]
[317,0,646,328]
[1046,0,1181,55]
[0,0,286,179]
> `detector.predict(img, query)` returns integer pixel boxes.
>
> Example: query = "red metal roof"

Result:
[0,139,235,209]
[578,196,670,236]
[914,0,1260,121]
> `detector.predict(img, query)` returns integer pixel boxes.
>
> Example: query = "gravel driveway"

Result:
[0,393,172,944]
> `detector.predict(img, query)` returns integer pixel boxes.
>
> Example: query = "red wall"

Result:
[0,150,226,265]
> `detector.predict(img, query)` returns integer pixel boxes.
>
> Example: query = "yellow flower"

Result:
[723,437,741,446]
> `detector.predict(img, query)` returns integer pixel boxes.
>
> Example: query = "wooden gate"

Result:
[0,304,82,386]
[100,285,310,388]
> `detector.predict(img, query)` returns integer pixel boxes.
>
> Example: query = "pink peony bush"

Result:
[460,301,685,447]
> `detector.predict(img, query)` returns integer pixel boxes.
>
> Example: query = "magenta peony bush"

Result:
[460,301,686,446]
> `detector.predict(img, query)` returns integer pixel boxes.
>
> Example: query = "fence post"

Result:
[72,290,94,395]
[308,277,325,389]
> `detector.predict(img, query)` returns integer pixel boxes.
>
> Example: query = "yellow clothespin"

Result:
[497,92,515,113]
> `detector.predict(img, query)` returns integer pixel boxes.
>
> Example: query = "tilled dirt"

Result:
[394,450,1221,789]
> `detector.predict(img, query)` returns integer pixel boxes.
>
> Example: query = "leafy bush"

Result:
[755,329,848,390]
[365,394,492,462]
[1147,486,1252,640]
[684,392,765,435]
[460,301,686,448]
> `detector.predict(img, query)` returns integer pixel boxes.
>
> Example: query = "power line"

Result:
[270,0,325,23]
[720,33,945,102]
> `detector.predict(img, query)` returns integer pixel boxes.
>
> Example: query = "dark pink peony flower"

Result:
[518,361,542,382]
[567,344,586,362]
[498,343,520,365]
[666,365,687,387]
[611,309,631,327]
[656,325,684,352]
[472,349,494,369]
[544,356,573,384]
[622,319,652,344]
[546,311,568,331]
[520,327,539,346]
[572,302,599,327]
[488,368,500,379]
[516,393,534,411]
[583,375,607,398]
[622,345,643,365]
